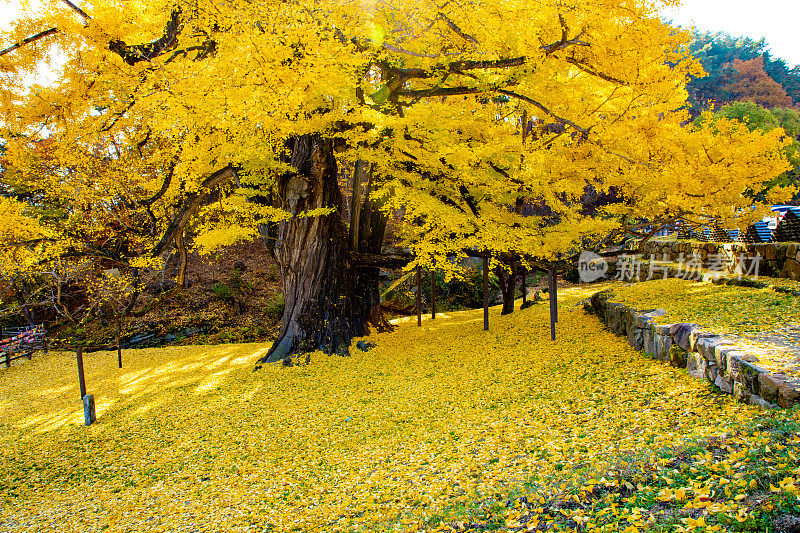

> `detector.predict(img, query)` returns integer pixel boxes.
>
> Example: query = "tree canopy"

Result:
[696,102,800,204]
[0,0,796,356]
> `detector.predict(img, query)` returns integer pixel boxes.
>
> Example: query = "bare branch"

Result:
[438,13,478,44]
[540,13,589,55]
[566,58,627,85]
[0,27,58,57]
[381,43,440,59]
[59,0,91,20]
[151,165,237,257]
[495,89,590,134]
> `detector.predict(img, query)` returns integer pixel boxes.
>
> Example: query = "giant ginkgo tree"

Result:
[0,0,793,362]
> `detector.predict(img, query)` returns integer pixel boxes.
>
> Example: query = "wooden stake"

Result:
[77,347,86,399]
[483,256,489,331]
[548,268,556,341]
[416,266,422,327]
[116,319,122,368]
[430,271,436,320]
[554,271,558,323]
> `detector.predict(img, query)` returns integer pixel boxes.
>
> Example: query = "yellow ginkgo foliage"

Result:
[0,0,793,361]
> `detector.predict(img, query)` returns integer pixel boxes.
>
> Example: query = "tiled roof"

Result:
[742,221,773,243]
[773,208,800,243]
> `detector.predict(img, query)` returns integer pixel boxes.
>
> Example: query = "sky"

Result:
[662,0,800,67]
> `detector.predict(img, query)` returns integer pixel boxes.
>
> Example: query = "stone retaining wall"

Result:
[640,240,800,280]
[585,290,800,409]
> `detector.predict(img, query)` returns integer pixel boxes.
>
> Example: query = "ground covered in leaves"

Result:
[609,278,800,337]
[1,284,800,532]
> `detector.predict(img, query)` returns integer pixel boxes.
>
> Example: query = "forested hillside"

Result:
[681,30,800,204]
[685,30,800,114]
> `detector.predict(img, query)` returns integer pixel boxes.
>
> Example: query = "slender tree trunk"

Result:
[116,318,123,368]
[496,261,518,315]
[12,280,36,327]
[353,161,386,330]
[175,229,188,288]
[483,257,489,331]
[257,135,385,365]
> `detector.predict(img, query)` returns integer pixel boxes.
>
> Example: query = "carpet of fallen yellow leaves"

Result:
[0,284,795,532]
[609,278,800,337]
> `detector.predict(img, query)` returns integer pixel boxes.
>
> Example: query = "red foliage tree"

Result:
[724,57,794,109]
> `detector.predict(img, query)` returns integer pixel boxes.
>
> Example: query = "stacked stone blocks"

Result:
[640,240,800,280]
[586,290,800,409]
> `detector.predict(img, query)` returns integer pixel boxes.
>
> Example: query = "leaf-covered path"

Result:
[0,285,760,532]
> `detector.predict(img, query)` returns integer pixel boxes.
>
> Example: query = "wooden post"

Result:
[116,319,122,368]
[553,270,558,323]
[416,266,422,327]
[3,326,8,367]
[1,327,6,367]
[77,347,86,400]
[483,256,489,331]
[430,271,436,320]
[83,394,96,426]
[548,268,556,341]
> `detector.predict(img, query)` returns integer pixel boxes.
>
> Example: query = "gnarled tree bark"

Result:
[256,136,387,365]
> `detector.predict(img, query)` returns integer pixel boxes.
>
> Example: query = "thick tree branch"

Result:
[151,165,237,257]
[398,57,526,81]
[458,185,480,217]
[398,85,488,100]
[349,251,412,269]
[139,158,178,207]
[108,7,183,65]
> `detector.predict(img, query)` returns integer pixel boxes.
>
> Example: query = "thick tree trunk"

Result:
[496,261,518,315]
[257,136,385,365]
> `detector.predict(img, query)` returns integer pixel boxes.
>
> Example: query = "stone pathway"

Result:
[728,323,800,377]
